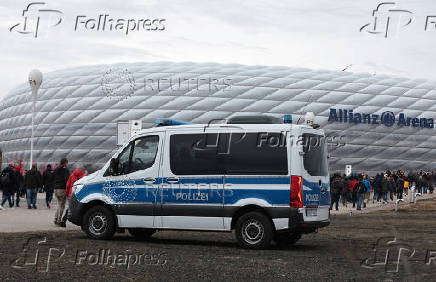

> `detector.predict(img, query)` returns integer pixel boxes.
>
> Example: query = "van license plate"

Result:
[306,209,317,217]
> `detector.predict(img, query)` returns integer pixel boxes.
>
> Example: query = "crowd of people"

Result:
[0,158,86,227]
[1,160,435,222]
[329,170,436,211]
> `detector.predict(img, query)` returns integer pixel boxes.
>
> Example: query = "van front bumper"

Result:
[67,193,84,226]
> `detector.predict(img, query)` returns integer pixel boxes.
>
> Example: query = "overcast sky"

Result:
[1,0,436,98]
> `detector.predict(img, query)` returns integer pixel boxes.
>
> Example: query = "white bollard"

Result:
[395,199,404,212]
[409,186,415,203]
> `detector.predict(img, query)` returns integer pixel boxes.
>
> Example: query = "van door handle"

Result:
[319,180,326,193]
[167,177,179,183]
[144,177,156,182]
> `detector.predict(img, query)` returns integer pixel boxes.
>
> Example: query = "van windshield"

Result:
[302,133,328,176]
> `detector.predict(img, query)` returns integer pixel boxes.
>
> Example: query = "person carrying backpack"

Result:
[0,164,17,209]
[362,175,371,208]
[355,176,366,210]
[53,158,70,226]
[350,177,358,208]
[24,164,42,209]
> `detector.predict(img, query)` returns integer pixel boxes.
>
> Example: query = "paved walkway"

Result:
[0,191,434,233]
[331,191,436,215]
[0,196,79,233]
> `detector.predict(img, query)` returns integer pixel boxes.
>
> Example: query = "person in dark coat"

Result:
[341,175,349,207]
[13,162,24,207]
[24,164,42,209]
[388,175,396,201]
[330,173,342,211]
[0,164,18,209]
[43,164,55,209]
[416,174,423,194]
[374,173,381,202]
[53,158,70,225]
[396,176,405,199]
[380,174,390,203]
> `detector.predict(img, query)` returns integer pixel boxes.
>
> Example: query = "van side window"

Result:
[170,133,287,175]
[170,134,223,175]
[130,135,159,172]
[107,135,159,176]
[302,133,328,176]
[118,143,133,175]
[221,133,288,175]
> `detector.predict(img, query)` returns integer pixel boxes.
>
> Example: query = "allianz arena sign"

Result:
[328,108,434,129]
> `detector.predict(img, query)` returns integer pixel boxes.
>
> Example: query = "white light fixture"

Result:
[304,112,315,126]
[28,69,43,169]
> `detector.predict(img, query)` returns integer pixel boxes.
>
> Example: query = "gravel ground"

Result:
[0,198,435,281]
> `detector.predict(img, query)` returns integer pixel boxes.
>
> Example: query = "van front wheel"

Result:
[83,205,115,240]
[235,212,273,249]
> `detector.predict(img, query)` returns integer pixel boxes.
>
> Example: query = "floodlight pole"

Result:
[28,70,43,170]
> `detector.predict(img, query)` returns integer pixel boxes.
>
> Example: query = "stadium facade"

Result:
[0,62,435,174]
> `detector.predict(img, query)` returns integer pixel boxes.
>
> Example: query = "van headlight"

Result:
[72,184,84,195]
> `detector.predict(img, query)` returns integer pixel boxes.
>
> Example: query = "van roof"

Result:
[131,123,321,138]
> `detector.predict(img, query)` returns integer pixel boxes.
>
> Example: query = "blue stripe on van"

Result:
[225,177,290,185]
[77,177,292,205]
[224,189,289,205]
[168,178,224,184]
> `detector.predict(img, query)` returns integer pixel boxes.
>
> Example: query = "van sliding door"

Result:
[158,131,225,230]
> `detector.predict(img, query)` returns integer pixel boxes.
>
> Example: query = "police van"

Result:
[68,115,330,249]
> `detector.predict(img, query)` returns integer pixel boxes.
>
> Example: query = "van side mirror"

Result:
[110,158,119,176]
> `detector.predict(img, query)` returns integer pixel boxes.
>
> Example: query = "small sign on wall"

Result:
[117,120,143,146]
[345,165,352,176]
[117,121,130,146]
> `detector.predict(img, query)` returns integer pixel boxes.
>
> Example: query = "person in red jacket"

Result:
[60,168,86,227]
[349,177,358,208]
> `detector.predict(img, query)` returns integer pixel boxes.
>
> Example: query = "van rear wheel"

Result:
[275,231,302,247]
[235,212,273,249]
[128,228,155,240]
[83,205,115,240]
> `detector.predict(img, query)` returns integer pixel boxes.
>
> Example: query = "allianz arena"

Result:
[0,61,435,174]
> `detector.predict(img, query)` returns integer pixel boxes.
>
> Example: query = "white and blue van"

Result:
[68,116,330,249]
